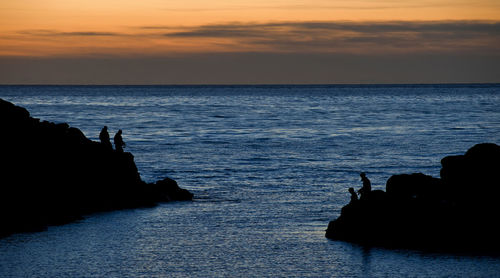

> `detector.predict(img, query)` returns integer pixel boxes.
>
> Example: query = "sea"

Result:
[0,84,499,277]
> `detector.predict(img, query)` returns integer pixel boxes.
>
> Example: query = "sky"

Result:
[1,0,500,84]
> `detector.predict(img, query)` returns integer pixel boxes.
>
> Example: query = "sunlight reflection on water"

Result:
[1,85,500,277]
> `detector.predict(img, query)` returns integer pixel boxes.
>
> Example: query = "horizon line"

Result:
[1,82,499,87]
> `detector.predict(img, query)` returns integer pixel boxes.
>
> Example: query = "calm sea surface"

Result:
[1,85,500,277]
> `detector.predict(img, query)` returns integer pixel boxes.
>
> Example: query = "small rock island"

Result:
[0,98,193,238]
[326,143,500,252]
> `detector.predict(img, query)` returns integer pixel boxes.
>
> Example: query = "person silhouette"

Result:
[113,129,125,153]
[358,172,371,199]
[349,187,358,203]
[99,126,112,150]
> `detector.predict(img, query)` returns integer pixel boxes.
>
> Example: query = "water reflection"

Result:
[1,85,500,277]
[361,246,372,277]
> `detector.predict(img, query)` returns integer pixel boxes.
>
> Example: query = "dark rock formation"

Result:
[326,143,500,252]
[0,98,192,238]
[147,177,194,202]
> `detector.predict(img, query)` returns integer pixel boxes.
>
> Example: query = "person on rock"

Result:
[348,187,358,203]
[99,126,112,150]
[114,129,126,153]
[358,172,371,199]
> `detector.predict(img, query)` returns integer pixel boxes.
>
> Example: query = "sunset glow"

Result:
[2,0,500,57]
[1,0,499,83]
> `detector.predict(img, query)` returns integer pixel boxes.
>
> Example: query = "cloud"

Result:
[17,30,121,37]
[6,20,500,57]
[61,32,120,36]
[159,20,500,53]
[162,21,500,38]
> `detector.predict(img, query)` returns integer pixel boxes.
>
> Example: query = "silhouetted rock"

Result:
[326,143,500,252]
[386,173,444,202]
[0,98,193,238]
[150,177,194,202]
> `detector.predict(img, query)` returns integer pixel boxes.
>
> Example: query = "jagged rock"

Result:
[441,143,500,206]
[386,173,443,201]
[0,98,193,238]
[326,143,500,252]
[152,177,194,201]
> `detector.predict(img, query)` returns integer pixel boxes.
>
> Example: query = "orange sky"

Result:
[1,1,499,84]
[1,0,500,57]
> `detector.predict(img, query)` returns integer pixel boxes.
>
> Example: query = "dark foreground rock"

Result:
[0,98,192,238]
[326,143,500,252]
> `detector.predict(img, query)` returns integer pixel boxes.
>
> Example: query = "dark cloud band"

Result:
[160,20,500,53]
[13,20,500,54]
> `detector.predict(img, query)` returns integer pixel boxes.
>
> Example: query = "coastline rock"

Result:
[326,143,500,252]
[0,98,193,238]
[145,177,194,202]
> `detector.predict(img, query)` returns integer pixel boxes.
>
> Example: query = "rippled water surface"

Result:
[1,85,500,277]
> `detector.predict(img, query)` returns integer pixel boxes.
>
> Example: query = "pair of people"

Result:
[348,172,371,203]
[99,126,125,152]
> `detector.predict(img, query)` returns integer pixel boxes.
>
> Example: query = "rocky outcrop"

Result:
[0,98,192,238]
[326,143,500,252]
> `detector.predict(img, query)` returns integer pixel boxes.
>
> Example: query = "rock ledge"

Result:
[0,98,193,238]
[326,143,500,252]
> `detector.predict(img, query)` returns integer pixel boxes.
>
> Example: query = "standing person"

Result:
[99,126,112,150]
[358,172,371,199]
[114,129,126,153]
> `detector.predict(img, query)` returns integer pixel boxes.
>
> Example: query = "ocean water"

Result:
[0,84,499,277]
